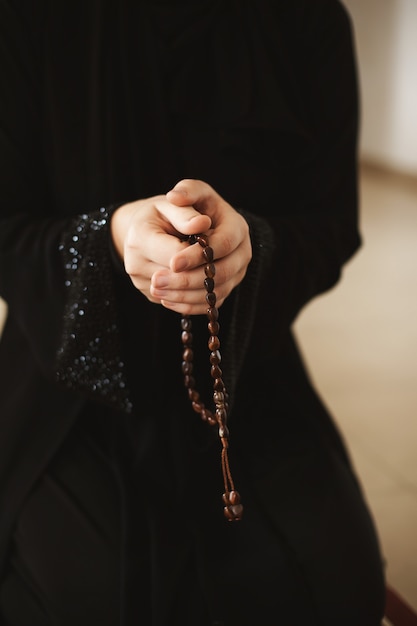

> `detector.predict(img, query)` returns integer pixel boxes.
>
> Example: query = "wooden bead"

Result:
[181,361,193,375]
[202,246,214,262]
[181,317,192,331]
[204,277,214,292]
[196,234,209,247]
[210,350,221,365]
[213,378,225,392]
[181,330,192,345]
[229,490,241,505]
[206,292,216,306]
[219,425,229,438]
[208,336,220,351]
[215,407,227,423]
[205,263,216,278]
[207,307,219,321]
[207,413,217,426]
[188,388,199,401]
[213,390,224,402]
[208,321,220,335]
[182,348,193,362]
[184,375,195,388]
[211,364,222,379]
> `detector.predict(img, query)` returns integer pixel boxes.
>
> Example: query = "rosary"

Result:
[180,234,243,522]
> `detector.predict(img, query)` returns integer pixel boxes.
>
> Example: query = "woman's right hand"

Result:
[110,193,212,306]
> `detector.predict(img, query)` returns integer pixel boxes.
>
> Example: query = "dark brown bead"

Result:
[206,292,216,306]
[208,336,220,351]
[184,375,195,388]
[207,306,219,321]
[210,350,221,365]
[188,388,199,401]
[219,425,229,438]
[204,263,216,278]
[181,330,192,345]
[213,390,224,403]
[196,234,209,247]
[208,321,220,335]
[203,246,214,262]
[224,506,235,521]
[216,407,227,423]
[182,361,193,375]
[213,378,225,392]
[188,234,198,245]
[182,348,193,362]
[229,490,241,505]
[230,504,243,519]
[211,364,222,379]
[204,277,214,292]
[223,504,243,521]
[181,317,192,331]
[207,413,217,426]
[192,401,203,414]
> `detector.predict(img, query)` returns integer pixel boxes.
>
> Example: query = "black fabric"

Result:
[0,1,386,624]
[0,405,382,626]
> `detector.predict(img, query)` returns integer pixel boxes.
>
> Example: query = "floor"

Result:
[1,162,416,611]
[294,162,417,612]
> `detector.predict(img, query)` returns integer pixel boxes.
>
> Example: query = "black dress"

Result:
[0,1,386,624]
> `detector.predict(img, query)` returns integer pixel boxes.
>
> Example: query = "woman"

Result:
[0,1,385,624]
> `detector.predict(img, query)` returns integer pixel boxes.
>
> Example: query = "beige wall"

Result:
[343,0,417,176]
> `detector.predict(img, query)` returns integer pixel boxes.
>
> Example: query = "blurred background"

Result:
[1,0,416,612]
[294,0,417,611]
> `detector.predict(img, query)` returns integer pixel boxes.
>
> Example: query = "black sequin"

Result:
[55,207,132,413]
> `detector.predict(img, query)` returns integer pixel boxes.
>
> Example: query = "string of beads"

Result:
[180,233,243,522]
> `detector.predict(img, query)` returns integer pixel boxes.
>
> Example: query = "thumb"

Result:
[166,178,220,212]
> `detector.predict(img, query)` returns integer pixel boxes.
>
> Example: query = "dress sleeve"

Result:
[0,1,131,411]
[241,0,361,337]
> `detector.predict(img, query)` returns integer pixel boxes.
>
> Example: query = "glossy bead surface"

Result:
[205,263,216,278]
[181,330,192,344]
[202,246,214,262]
[181,317,192,331]
[210,350,221,365]
[211,365,222,379]
[208,336,220,351]
[196,234,209,247]
[204,277,214,292]
[206,292,216,306]
[207,307,219,321]
[182,348,193,361]
[208,321,220,336]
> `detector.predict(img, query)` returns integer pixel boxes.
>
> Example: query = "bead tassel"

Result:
[180,234,243,522]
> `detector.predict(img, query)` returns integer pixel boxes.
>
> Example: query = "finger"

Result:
[151,250,247,299]
[159,295,227,316]
[154,198,211,236]
[166,179,220,214]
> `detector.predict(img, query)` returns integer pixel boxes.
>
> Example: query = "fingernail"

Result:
[173,258,188,272]
[153,275,169,288]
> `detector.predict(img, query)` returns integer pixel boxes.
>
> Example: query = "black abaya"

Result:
[0,1,386,624]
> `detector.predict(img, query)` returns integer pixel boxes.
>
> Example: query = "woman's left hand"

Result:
[150,179,252,315]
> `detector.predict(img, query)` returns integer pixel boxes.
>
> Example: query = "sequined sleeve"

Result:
[55,207,133,414]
